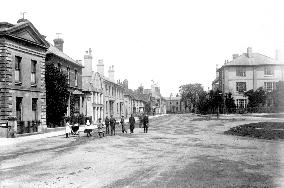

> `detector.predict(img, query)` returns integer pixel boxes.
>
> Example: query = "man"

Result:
[120,115,127,133]
[105,116,110,135]
[143,114,149,133]
[129,114,136,133]
[110,115,116,136]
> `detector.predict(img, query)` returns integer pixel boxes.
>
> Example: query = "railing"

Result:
[17,121,40,134]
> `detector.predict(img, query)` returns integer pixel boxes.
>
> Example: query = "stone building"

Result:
[122,81,149,117]
[82,50,124,121]
[82,50,104,123]
[45,37,84,125]
[164,94,185,113]
[0,19,49,134]
[213,47,284,108]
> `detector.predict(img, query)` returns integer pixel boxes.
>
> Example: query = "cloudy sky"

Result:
[1,0,284,96]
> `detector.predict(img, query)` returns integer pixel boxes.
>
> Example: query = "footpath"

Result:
[0,114,168,147]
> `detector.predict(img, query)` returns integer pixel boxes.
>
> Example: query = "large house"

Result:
[0,19,49,135]
[213,47,284,108]
[164,94,185,113]
[45,37,84,126]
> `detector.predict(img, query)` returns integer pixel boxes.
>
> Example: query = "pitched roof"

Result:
[47,43,83,67]
[224,53,283,67]
[0,20,49,48]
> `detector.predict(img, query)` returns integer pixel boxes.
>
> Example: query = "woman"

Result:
[120,115,127,133]
[85,120,92,137]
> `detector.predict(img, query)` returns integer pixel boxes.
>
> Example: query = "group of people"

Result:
[65,114,150,138]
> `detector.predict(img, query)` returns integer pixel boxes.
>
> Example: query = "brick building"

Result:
[0,19,49,134]
[45,37,84,125]
[165,94,185,113]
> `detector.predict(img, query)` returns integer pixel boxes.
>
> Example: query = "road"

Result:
[0,114,284,188]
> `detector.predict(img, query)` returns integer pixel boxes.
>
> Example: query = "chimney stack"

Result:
[97,59,104,75]
[247,47,252,58]
[108,65,115,81]
[53,38,64,52]
[82,48,93,77]
[232,54,239,59]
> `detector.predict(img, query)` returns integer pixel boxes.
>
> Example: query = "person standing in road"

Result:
[97,118,104,138]
[143,114,149,133]
[120,115,127,133]
[110,115,116,136]
[65,119,71,138]
[105,116,110,135]
[129,114,136,133]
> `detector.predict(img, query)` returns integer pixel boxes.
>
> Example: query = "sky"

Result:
[1,0,284,97]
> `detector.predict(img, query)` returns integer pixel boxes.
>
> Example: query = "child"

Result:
[65,120,71,138]
[97,118,104,138]
[85,120,92,137]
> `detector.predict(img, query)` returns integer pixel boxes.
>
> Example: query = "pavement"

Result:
[0,114,168,147]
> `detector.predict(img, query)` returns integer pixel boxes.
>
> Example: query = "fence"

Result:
[17,121,41,134]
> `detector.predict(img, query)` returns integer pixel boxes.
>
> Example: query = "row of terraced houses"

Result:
[0,19,166,137]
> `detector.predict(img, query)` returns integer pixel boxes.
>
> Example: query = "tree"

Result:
[225,92,236,113]
[271,81,284,108]
[179,83,205,112]
[244,87,267,109]
[145,101,152,115]
[46,63,69,127]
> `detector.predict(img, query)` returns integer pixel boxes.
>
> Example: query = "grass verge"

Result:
[224,122,284,140]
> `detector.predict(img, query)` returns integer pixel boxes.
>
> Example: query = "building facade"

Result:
[0,19,49,134]
[165,94,185,113]
[214,47,284,108]
[45,37,84,126]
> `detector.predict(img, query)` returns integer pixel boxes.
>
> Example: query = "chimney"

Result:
[82,48,93,77]
[108,65,115,81]
[247,47,252,58]
[97,59,104,75]
[123,79,128,89]
[53,38,64,52]
[232,54,239,59]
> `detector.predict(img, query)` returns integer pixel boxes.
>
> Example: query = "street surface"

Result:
[0,114,284,188]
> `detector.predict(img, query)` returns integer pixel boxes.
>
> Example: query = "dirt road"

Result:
[0,114,283,188]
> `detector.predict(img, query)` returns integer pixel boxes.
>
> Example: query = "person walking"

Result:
[105,116,110,135]
[65,120,71,138]
[110,115,116,136]
[129,114,136,133]
[120,115,127,133]
[143,114,149,133]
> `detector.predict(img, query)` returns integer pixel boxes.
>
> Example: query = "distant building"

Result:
[0,19,49,133]
[213,47,284,108]
[164,94,185,113]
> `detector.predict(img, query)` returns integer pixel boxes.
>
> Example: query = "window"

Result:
[32,98,38,120]
[236,82,246,92]
[31,60,37,84]
[75,70,78,87]
[264,82,275,92]
[15,56,22,83]
[16,97,23,121]
[264,66,274,75]
[106,101,108,111]
[237,99,246,108]
[236,68,246,77]
[67,67,70,85]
